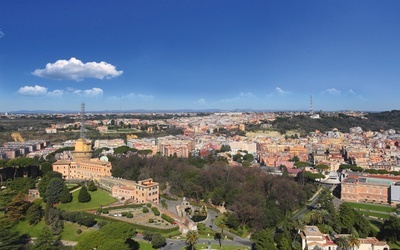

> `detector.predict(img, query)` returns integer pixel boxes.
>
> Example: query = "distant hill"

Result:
[270,110,400,134]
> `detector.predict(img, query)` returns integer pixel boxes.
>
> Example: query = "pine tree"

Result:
[78,185,91,203]
[45,178,64,205]
[59,185,72,203]
[0,217,28,249]
[6,191,31,222]
[32,226,60,250]
[26,203,43,225]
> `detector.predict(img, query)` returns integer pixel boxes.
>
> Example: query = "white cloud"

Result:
[266,87,292,97]
[47,89,64,96]
[17,85,103,98]
[32,57,123,81]
[322,88,341,95]
[73,88,103,97]
[274,87,291,95]
[18,85,47,96]
[220,92,257,103]
[0,30,4,39]
[124,93,154,100]
[346,89,356,95]
[194,98,207,105]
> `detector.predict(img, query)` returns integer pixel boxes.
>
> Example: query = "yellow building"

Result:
[52,138,112,180]
[107,178,160,204]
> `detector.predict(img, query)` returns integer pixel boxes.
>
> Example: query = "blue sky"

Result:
[1,1,400,112]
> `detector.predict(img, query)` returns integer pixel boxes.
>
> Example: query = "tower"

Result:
[310,94,313,115]
[80,102,86,139]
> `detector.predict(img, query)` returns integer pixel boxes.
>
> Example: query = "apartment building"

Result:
[341,174,400,205]
[104,177,160,204]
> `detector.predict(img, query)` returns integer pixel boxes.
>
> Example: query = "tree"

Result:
[45,178,64,204]
[336,236,349,250]
[10,177,35,194]
[40,162,53,176]
[0,217,28,249]
[38,171,63,201]
[87,180,97,192]
[6,191,31,222]
[46,207,63,235]
[26,203,43,225]
[6,157,39,179]
[59,184,72,203]
[220,145,231,152]
[214,232,222,248]
[32,226,60,250]
[218,218,227,236]
[185,230,199,250]
[151,233,166,249]
[78,185,91,203]
[314,164,329,173]
[347,235,360,250]
[251,229,277,250]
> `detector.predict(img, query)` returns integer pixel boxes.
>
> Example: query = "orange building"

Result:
[110,178,160,204]
[52,138,112,181]
[341,174,399,204]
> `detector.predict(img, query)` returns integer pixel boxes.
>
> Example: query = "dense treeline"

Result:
[265,111,400,134]
[111,154,314,231]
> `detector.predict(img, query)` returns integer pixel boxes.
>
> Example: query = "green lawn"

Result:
[60,221,96,241]
[137,240,154,250]
[346,202,395,213]
[181,244,251,250]
[57,189,117,211]
[15,219,47,238]
[16,219,95,242]
[360,211,391,220]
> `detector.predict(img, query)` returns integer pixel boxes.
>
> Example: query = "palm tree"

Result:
[185,230,198,250]
[214,232,222,248]
[336,236,350,250]
[218,218,227,236]
[347,235,360,250]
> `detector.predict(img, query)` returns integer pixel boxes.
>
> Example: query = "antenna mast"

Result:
[80,102,86,139]
[310,93,313,115]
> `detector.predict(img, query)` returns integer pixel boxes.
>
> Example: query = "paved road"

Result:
[163,197,253,248]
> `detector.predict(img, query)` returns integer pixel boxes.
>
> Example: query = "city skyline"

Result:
[1,1,400,112]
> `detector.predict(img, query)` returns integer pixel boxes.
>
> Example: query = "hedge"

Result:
[90,213,180,234]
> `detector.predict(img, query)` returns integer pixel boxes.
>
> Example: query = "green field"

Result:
[182,244,251,250]
[361,211,391,220]
[57,189,117,211]
[16,219,95,241]
[346,202,395,213]
[15,219,47,238]
[61,221,96,241]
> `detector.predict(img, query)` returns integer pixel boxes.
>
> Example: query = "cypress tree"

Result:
[59,185,72,203]
[78,185,91,203]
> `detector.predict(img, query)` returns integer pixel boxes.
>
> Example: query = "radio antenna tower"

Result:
[80,102,86,139]
[310,93,314,115]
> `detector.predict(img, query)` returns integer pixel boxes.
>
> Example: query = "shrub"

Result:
[149,218,154,223]
[77,229,82,234]
[87,180,97,192]
[143,231,153,241]
[126,213,133,218]
[143,207,149,213]
[146,203,152,208]
[161,213,174,224]
[151,207,160,216]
